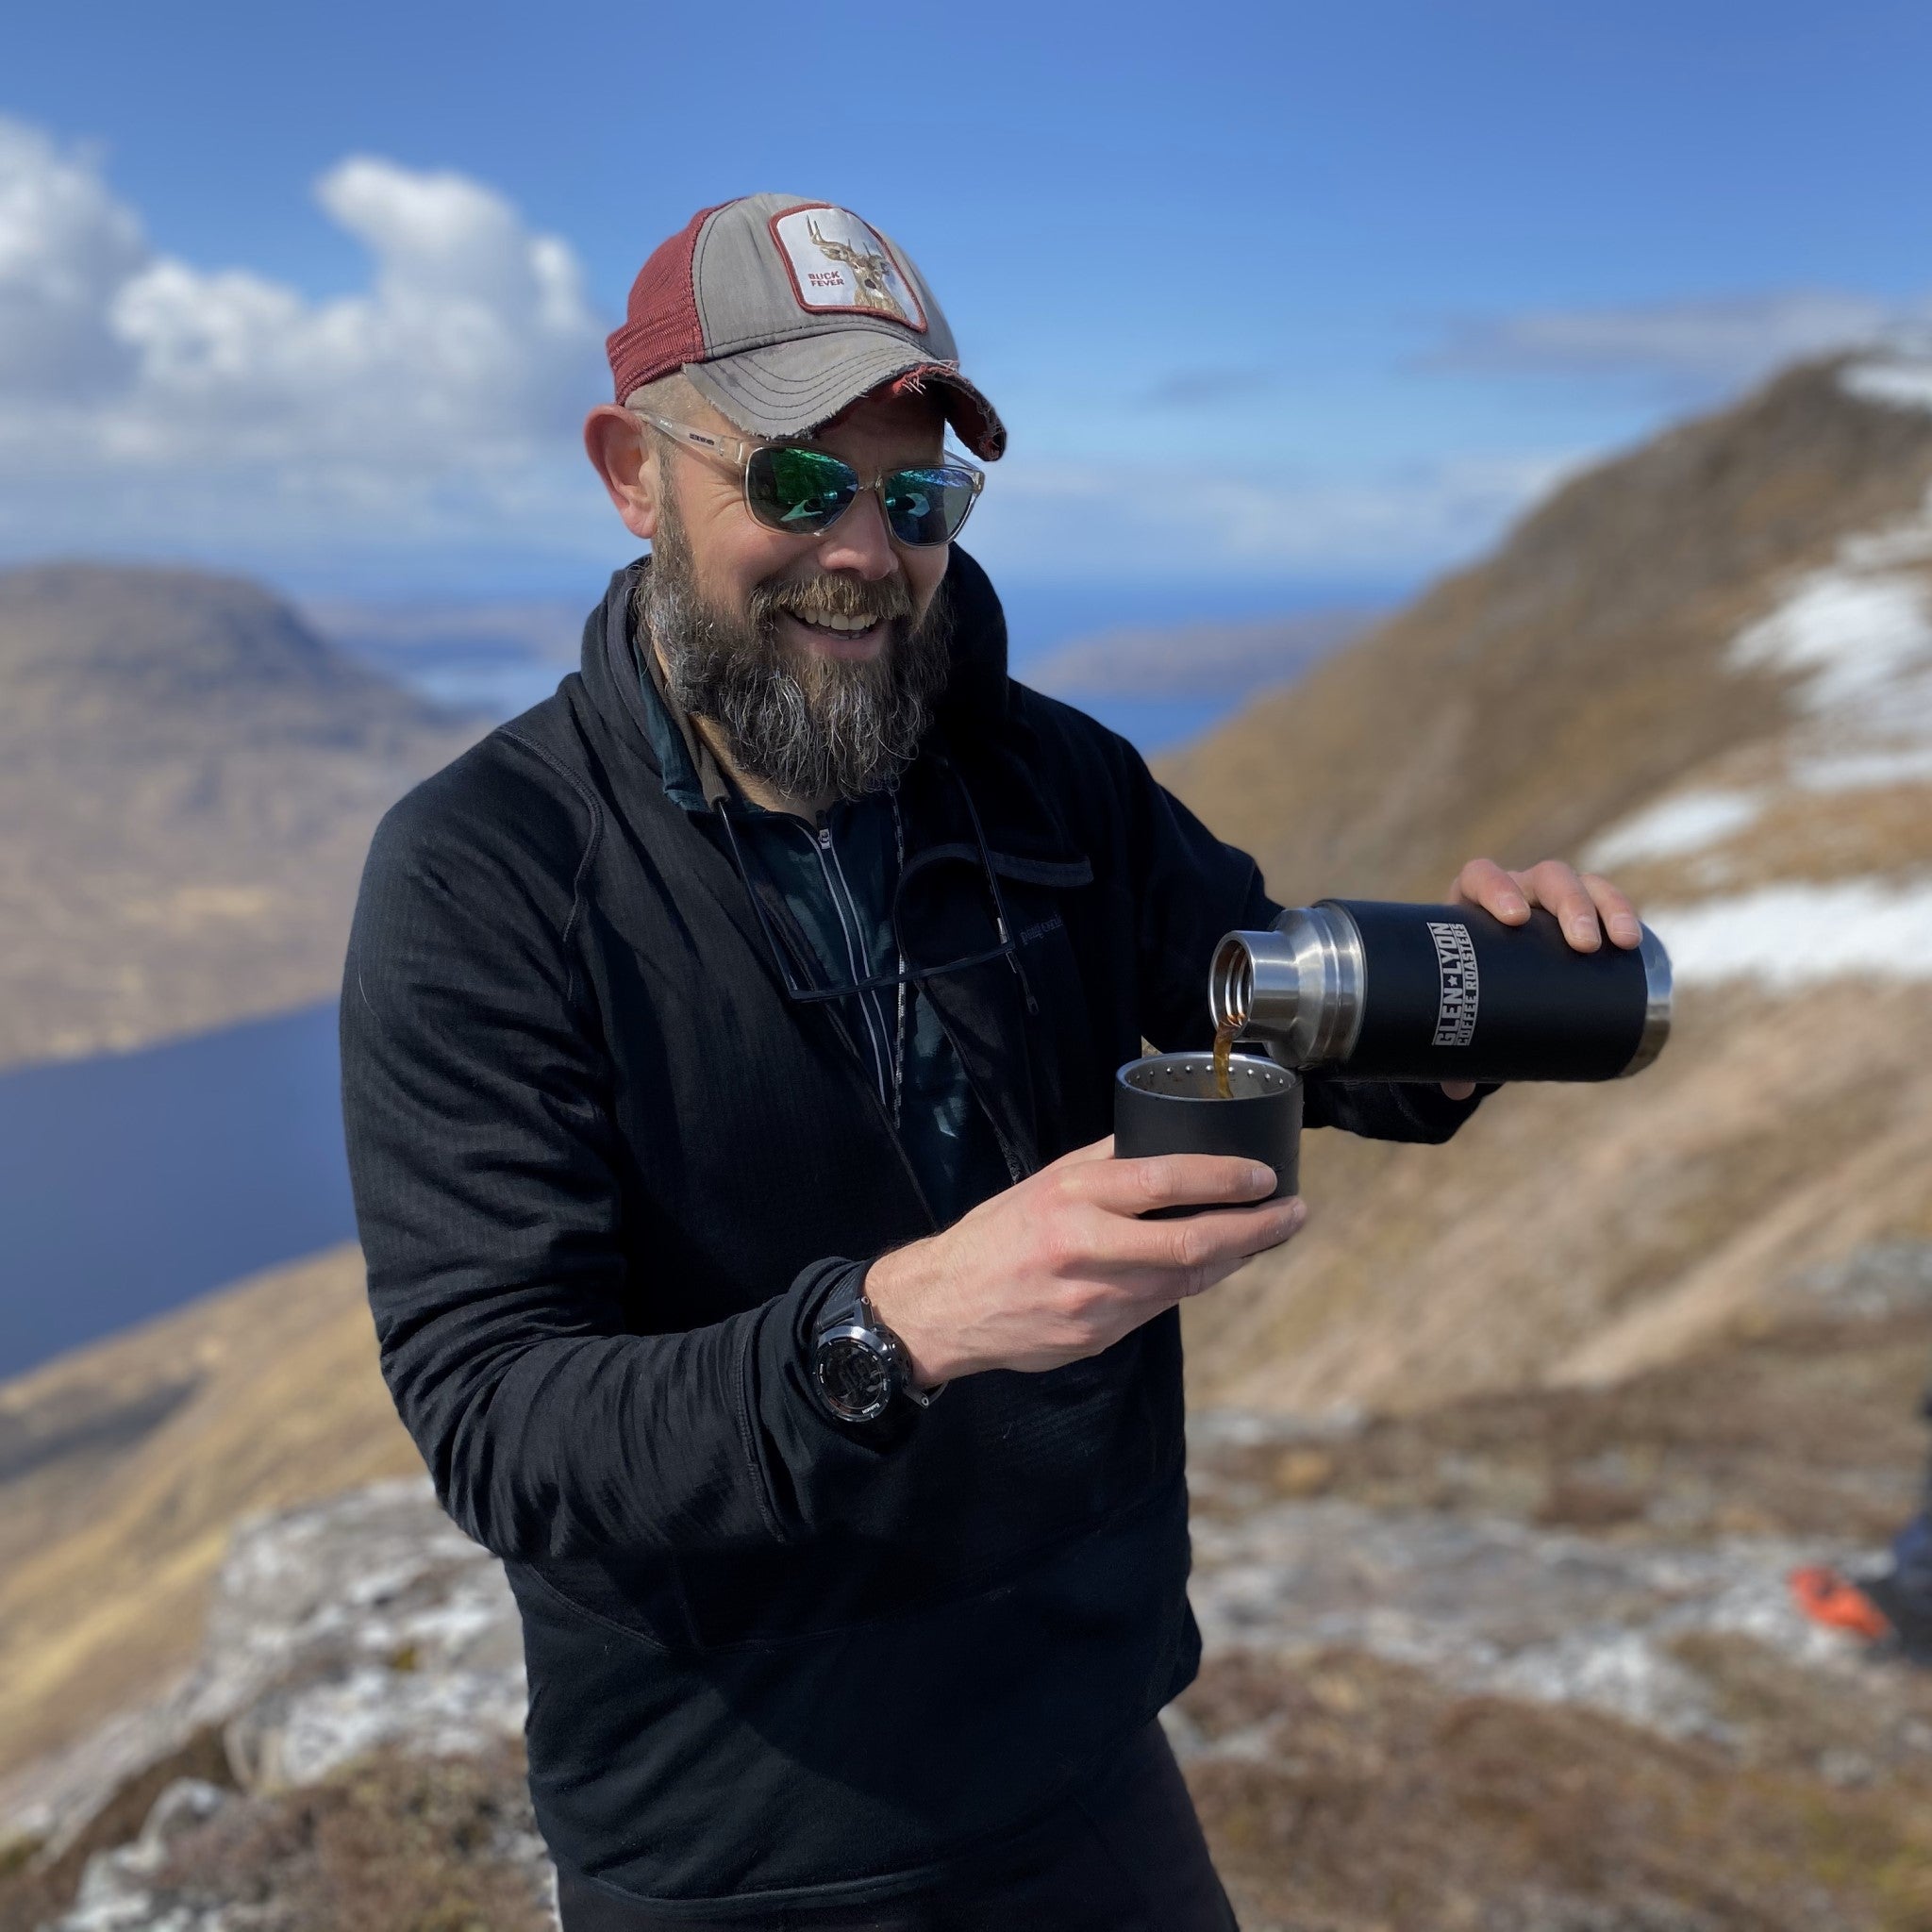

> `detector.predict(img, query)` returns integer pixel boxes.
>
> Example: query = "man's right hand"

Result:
[863,1137,1306,1387]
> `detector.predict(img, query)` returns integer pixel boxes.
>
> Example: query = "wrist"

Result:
[808,1267,942,1424]
[864,1240,962,1389]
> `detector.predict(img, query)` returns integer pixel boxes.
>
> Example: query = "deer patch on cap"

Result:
[769,205,927,331]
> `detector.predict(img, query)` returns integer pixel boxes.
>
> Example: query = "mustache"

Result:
[751,574,914,630]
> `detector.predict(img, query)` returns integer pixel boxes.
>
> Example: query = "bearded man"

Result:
[341,194,1645,1931]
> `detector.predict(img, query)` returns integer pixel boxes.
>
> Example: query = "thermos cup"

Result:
[1114,1052,1302,1214]
[1210,899,1673,1084]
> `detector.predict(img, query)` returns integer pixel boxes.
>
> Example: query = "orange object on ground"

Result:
[1790,1564,1895,1641]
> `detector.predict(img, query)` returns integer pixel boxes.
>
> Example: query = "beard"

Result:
[639,489,953,803]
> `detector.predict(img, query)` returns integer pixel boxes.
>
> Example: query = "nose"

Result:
[814,486,898,580]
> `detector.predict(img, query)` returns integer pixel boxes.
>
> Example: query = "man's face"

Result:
[654,387,952,659]
[640,388,958,803]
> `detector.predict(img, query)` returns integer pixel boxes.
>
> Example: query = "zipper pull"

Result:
[818,826,833,849]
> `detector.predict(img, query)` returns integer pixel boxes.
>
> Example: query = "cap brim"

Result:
[668,328,1007,461]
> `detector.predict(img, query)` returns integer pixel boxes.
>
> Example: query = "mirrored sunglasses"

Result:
[643,415,984,548]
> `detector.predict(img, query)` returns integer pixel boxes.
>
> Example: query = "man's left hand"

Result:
[1439,856,1643,1099]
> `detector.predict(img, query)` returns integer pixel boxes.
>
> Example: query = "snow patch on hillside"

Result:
[1731,570,1932,713]
[1647,876,1932,988]
[1795,743,1932,791]
[1841,354,1932,415]
[1586,789,1763,869]
[1587,754,1932,874]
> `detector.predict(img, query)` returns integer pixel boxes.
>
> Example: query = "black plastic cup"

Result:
[1113,1052,1303,1216]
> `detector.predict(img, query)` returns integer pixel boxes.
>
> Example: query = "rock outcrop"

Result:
[9,1262,1932,1932]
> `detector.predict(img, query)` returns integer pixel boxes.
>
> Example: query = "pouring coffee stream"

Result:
[1211,1016,1239,1100]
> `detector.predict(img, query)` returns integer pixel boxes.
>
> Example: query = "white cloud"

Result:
[0,119,146,398]
[0,116,609,563]
[0,113,1652,589]
[1426,288,1932,395]
[967,448,1578,580]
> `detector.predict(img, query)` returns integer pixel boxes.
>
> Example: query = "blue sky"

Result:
[2,0,1928,608]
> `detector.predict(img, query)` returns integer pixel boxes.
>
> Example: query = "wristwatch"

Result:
[811,1276,943,1424]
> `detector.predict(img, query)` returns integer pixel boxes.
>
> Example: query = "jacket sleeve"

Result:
[341,776,917,1570]
[1106,729,1491,1146]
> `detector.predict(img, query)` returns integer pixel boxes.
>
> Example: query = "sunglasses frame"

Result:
[637,412,985,548]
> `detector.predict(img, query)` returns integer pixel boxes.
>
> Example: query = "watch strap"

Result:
[812,1275,944,1412]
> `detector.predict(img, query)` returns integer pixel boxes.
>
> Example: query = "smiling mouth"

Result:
[788,610,884,636]
[781,610,889,656]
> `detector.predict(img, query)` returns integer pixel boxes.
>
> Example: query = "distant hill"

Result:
[0,563,486,1070]
[1162,354,1932,1412]
[1024,607,1380,704]
[302,595,587,672]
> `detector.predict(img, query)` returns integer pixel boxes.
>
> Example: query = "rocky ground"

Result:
[4,1247,1930,1931]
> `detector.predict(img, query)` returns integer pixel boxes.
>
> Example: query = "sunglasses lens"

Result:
[881,466,979,546]
[746,445,859,533]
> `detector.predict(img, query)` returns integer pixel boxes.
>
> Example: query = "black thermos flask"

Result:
[1209,899,1673,1084]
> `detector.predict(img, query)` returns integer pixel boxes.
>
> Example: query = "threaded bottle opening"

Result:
[1209,935,1254,1032]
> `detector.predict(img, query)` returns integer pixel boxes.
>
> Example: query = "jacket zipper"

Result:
[795,821,892,1108]
[821,824,901,1119]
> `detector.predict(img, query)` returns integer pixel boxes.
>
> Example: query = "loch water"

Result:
[0,1004,355,1379]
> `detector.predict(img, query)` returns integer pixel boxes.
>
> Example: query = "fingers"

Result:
[1516,858,1607,950]
[1083,1152,1280,1216]
[1581,870,1642,949]
[1449,857,1530,924]
[1105,1195,1308,1279]
[1451,858,1641,953]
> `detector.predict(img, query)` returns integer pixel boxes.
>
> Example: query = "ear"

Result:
[584,405,661,541]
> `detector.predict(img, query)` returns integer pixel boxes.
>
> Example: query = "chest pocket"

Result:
[895,842,1099,1178]
[988,851,1106,1162]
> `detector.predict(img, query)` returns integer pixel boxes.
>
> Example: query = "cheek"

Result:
[904,544,950,618]
[693,510,812,605]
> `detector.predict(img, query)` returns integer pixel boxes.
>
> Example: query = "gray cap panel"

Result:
[690,193,958,364]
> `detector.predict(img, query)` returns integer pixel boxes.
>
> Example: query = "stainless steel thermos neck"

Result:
[1209,899,1673,1083]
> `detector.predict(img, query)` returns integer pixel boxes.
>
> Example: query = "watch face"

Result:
[815,1333,892,1421]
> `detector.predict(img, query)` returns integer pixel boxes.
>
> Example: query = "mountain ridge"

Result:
[1160,356,1932,906]
[1160,351,1932,1411]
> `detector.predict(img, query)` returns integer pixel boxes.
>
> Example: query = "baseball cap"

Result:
[606,194,1007,463]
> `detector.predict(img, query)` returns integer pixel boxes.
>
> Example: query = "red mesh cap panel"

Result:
[605,203,724,402]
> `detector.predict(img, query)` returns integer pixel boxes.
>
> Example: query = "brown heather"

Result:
[1161,358,1932,1412]
[1159,358,1932,908]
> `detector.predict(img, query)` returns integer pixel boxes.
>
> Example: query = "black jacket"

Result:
[341,552,1480,1912]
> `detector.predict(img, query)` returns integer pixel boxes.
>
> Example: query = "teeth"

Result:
[796,611,876,633]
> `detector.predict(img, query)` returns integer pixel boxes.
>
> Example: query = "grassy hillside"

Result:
[1160,358,1932,905]
[1163,355,1932,1410]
